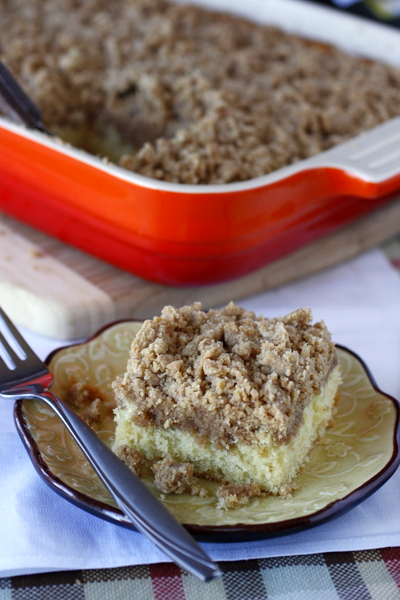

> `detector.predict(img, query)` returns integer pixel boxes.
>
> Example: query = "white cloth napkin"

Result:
[2,248,400,577]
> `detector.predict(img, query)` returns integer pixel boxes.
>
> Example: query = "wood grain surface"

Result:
[1,198,400,339]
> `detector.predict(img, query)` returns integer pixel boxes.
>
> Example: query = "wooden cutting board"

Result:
[1,198,400,340]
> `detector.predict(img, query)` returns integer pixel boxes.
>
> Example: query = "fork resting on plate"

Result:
[0,306,221,581]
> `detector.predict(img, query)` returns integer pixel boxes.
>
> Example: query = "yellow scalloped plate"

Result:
[14,321,400,540]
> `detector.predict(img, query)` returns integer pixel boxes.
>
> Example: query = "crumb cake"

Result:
[1,0,400,184]
[112,303,342,508]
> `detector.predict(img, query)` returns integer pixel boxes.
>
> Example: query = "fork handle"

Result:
[0,61,50,134]
[6,385,221,581]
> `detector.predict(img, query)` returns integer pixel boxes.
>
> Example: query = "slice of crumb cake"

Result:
[112,302,341,508]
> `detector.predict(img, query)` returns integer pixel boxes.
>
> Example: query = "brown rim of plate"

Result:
[12,322,400,542]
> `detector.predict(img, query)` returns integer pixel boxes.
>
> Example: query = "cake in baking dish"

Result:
[1,0,400,184]
[112,302,341,508]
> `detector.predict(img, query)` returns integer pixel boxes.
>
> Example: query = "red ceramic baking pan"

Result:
[1,0,400,287]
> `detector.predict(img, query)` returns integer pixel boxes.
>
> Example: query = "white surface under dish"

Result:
[3,249,400,577]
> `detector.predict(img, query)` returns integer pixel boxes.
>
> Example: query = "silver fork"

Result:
[0,306,222,582]
[0,61,50,134]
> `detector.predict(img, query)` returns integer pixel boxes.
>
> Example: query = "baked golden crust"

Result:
[1,0,400,183]
[112,302,336,448]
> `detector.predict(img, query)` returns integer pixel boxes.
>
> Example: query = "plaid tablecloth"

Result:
[1,548,400,599]
[1,237,400,599]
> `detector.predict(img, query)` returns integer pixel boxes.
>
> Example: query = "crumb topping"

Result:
[216,483,265,509]
[151,457,194,494]
[1,0,400,183]
[113,302,336,448]
[65,381,109,429]
[151,457,208,496]
[116,445,147,478]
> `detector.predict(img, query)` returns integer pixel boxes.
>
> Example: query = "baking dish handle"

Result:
[297,116,400,197]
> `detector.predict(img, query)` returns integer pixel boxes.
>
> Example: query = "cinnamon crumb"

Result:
[216,483,266,510]
[151,457,194,494]
[85,397,104,427]
[65,381,109,429]
[1,0,400,184]
[113,302,336,448]
[116,445,147,477]
[65,381,93,410]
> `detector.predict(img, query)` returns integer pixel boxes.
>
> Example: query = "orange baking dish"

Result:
[1,0,400,286]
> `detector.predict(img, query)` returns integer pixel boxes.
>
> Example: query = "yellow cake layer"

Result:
[113,364,341,495]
